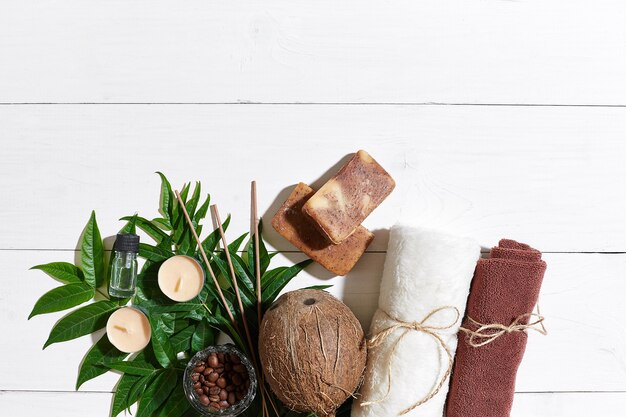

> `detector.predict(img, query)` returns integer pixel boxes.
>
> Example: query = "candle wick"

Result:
[114,325,128,333]
[174,276,183,292]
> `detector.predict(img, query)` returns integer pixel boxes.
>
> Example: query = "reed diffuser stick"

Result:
[251,181,263,326]
[210,205,256,357]
[211,204,273,416]
[174,190,237,328]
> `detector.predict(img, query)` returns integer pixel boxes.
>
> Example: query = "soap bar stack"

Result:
[272,150,395,275]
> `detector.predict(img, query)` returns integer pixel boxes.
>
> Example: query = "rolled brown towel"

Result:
[445,239,547,417]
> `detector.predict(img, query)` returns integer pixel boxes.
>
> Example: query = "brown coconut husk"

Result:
[259,289,367,417]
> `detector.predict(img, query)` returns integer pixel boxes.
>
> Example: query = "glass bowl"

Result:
[183,344,257,417]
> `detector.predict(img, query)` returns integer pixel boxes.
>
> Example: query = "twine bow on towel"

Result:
[459,308,547,348]
[361,306,461,415]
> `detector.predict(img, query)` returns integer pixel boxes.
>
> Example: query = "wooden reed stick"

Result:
[251,181,263,327]
[174,190,237,328]
[210,205,256,357]
[211,204,273,416]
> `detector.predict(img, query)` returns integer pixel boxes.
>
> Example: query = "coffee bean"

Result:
[199,395,210,406]
[203,368,213,376]
[226,385,235,392]
[207,382,216,387]
[193,381,201,389]
[233,364,246,373]
[209,402,221,410]
[230,354,241,364]
[217,353,225,361]
[219,400,230,408]
[203,386,210,394]
[199,374,205,382]
[207,354,219,368]
[195,388,204,396]
[207,372,219,382]
[194,365,205,373]
[227,391,236,404]
[209,395,220,403]
[232,373,242,386]
[214,366,224,374]
[219,389,228,401]
[216,377,227,388]
[209,386,220,395]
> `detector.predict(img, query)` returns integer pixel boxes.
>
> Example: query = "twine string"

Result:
[361,306,460,415]
[459,308,547,348]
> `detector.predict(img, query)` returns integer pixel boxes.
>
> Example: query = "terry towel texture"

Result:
[445,239,547,417]
[352,225,480,417]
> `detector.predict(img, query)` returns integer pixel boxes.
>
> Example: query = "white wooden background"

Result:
[1,1,625,416]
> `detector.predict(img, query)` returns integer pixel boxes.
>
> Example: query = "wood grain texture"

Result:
[1,0,626,104]
[1,390,624,417]
[1,105,625,252]
[2,0,625,413]
[6,250,626,394]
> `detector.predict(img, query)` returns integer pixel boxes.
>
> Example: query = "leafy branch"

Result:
[29,173,313,417]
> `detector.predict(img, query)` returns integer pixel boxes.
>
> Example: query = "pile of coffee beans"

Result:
[190,351,251,411]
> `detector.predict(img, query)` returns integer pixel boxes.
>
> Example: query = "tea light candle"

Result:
[106,307,151,353]
[158,255,205,302]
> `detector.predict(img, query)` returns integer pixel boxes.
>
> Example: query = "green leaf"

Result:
[122,216,168,244]
[205,314,245,351]
[152,217,172,231]
[186,182,201,220]
[246,219,271,278]
[77,333,127,389]
[193,194,210,224]
[157,381,191,417]
[149,317,176,368]
[30,262,84,284]
[171,324,196,353]
[262,260,313,306]
[127,373,156,414]
[301,285,333,291]
[111,373,143,417]
[172,183,190,241]
[137,369,177,417]
[118,214,138,235]
[107,360,157,376]
[156,172,174,222]
[230,253,255,295]
[43,301,119,348]
[29,283,94,319]
[227,232,249,253]
[81,211,105,288]
[139,243,172,262]
[201,214,230,254]
[191,319,215,352]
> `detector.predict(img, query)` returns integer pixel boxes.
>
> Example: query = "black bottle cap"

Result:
[113,233,140,253]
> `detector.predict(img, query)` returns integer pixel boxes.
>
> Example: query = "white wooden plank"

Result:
[0,391,623,417]
[3,250,625,393]
[511,392,625,417]
[1,0,626,104]
[1,105,625,251]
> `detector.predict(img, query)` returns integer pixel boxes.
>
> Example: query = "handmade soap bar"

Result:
[302,150,395,244]
[272,183,374,276]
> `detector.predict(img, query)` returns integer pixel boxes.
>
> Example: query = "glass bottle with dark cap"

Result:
[108,233,140,298]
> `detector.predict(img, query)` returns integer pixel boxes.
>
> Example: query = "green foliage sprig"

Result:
[29,173,314,417]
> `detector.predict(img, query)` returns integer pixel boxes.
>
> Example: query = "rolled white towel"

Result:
[352,224,480,417]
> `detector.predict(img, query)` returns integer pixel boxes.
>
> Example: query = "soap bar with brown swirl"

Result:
[302,150,395,244]
[272,182,374,276]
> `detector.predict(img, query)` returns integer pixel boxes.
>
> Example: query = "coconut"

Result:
[259,289,367,416]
